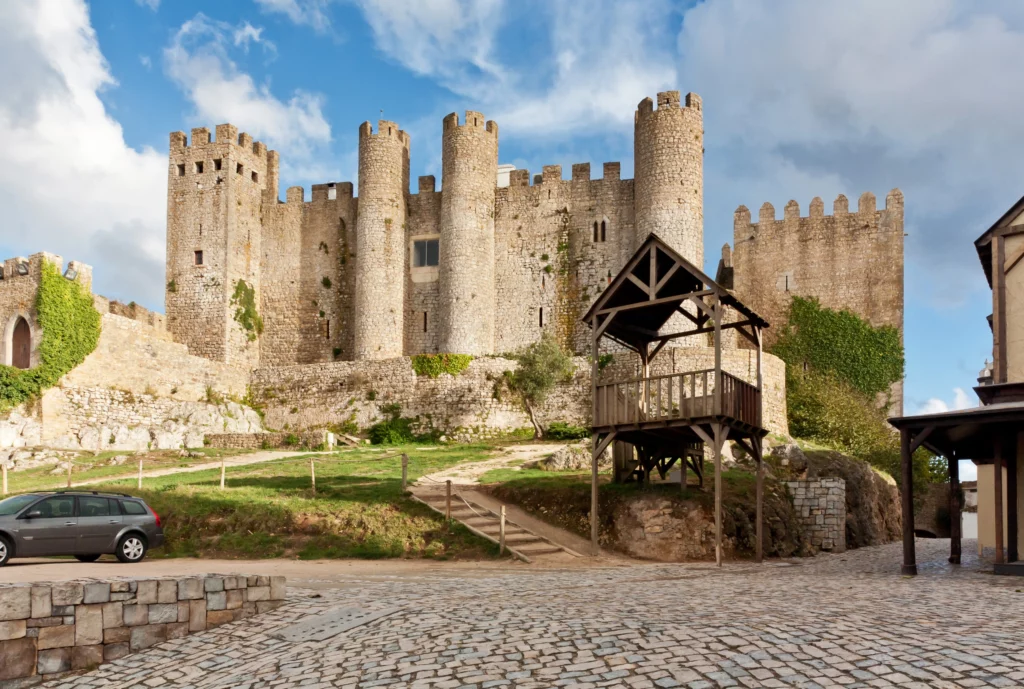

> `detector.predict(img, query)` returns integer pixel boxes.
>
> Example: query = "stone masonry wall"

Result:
[786,478,846,553]
[205,430,332,450]
[0,574,285,686]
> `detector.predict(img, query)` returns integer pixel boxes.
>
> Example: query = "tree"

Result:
[505,334,576,439]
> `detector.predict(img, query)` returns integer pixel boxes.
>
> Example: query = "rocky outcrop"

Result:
[533,441,611,471]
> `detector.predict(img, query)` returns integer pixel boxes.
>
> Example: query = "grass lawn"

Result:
[64,444,501,561]
[5,448,251,494]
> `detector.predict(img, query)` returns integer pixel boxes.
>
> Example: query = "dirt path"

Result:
[414,443,561,487]
[69,450,331,488]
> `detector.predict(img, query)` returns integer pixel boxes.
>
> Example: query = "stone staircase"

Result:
[410,491,580,563]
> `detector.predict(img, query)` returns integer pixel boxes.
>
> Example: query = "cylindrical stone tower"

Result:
[353,120,409,360]
[633,91,704,265]
[438,111,499,355]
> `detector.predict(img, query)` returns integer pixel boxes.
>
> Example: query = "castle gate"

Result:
[12,317,30,369]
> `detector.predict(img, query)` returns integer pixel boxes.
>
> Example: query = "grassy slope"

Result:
[72,445,499,560]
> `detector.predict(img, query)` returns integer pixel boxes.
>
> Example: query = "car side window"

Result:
[121,501,147,516]
[78,496,110,517]
[30,496,75,518]
[108,499,122,515]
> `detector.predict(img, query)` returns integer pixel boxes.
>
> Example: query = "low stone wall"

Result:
[205,430,334,450]
[0,574,286,686]
[786,479,846,553]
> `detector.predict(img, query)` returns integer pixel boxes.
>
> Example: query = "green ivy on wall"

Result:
[0,261,101,411]
[771,296,903,398]
[230,280,263,342]
[410,353,474,378]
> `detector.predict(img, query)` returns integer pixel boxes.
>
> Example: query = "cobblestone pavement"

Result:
[47,540,1024,689]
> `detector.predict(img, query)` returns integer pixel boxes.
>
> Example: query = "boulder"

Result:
[536,442,611,471]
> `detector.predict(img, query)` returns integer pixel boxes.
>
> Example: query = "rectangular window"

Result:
[413,239,439,267]
[539,307,544,327]
[194,250,203,266]
[326,319,330,340]
[78,496,110,517]
[251,170,259,183]
[121,500,147,516]
[194,161,204,174]
[236,163,244,175]
[213,158,222,171]
[176,164,185,177]
[423,311,428,332]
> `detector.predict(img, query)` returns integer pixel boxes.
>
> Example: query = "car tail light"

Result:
[149,507,162,528]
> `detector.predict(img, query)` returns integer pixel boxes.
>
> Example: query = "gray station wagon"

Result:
[0,491,164,566]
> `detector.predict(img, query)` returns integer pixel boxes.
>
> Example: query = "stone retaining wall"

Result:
[786,478,846,553]
[205,430,333,450]
[0,574,286,687]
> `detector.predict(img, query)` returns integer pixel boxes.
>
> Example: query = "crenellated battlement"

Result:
[359,120,410,147]
[501,162,624,189]
[634,91,702,123]
[169,124,271,160]
[735,189,904,236]
[417,176,436,193]
[0,252,92,289]
[443,111,498,136]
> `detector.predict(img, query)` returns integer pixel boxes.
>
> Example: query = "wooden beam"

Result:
[648,339,670,363]
[688,294,714,320]
[655,262,681,295]
[713,423,730,567]
[1005,241,1024,274]
[595,310,618,339]
[1007,440,1018,563]
[949,450,961,565]
[649,245,657,298]
[909,426,934,454]
[900,429,917,575]
[732,436,756,458]
[651,319,760,344]
[995,236,1008,383]
[995,436,1005,564]
[595,291,713,316]
[734,324,759,347]
[627,272,651,296]
[755,435,763,564]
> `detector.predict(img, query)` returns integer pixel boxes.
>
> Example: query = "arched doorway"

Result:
[12,317,31,369]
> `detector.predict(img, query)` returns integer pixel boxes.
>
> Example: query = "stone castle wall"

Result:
[786,478,847,553]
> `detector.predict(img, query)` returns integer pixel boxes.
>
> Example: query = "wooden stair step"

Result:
[513,545,563,555]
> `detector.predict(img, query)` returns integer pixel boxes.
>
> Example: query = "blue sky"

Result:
[2,0,1023,463]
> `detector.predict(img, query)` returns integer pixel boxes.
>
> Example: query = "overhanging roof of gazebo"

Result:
[888,401,1024,458]
[975,193,1024,287]
[581,233,768,351]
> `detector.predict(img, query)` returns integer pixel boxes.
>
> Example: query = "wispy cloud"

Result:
[134,0,159,11]
[916,387,976,415]
[254,0,334,33]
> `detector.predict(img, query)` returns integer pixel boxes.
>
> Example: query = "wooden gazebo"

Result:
[582,234,770,564]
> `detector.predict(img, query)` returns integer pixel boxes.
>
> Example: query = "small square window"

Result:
[413,239,439,267]
[194,250,203,266]
[194,161,204,174]
[236,163,243,175]
[251,170,259,183]
[176,164,185,177]
[213,158,222,171]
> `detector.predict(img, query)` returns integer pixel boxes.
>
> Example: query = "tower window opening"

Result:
[199,224,202,237]
[593,222,599,242]
[413,239,439,267]
[600,220,607,241]
[12,317,31,370]
[539,307,544,328]
[252,170,259,183]
[328,184,337,200]
[213,158,222,171]
[423,311,428,333]
[194,161,204,174]
[326,319,331,339]
[176,164,185,177]
[542,274,545,289]
[236,163,244,175]
[194,250,203,266]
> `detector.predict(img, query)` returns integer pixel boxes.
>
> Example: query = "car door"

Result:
[16,495,78,556]
[76,496,122,554]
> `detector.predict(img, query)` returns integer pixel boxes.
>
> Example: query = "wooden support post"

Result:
[900,429,917,575]
[714,424,723,567]
[137,459,143,490]
[755,436,764,564]
[66,459,72,488]
[590,317,600,556]
[1007,445,1018,563]
[499,505,506,555]
[446,480,452,521]
[591,433,600,555]
[220,457,226,490]
[713,299,722,416]
[310,458,316,496]
[949,453,961,565]
[2,463,7,495]
[995,437,1005,564]
[680,452,687,493]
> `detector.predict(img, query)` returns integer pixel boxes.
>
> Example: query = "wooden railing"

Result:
[594,369,761,428]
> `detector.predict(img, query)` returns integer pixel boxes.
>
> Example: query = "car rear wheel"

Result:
[115,534,147,563]
[75,554,101,563]
[0,535,11,567]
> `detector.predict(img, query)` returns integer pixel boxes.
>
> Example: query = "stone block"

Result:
[37,647,71,675]
[135,581,158,605]
[110,581,131,594]
[246,576,258,586]
[188,599,207,632]
[240,602,256,619]
[206,610,234,627]
[62,616,74,625]
[75,605,103,646]
[206,591,226,611]
[71,644,103,670]
[0,621,26,641]
[204,577,224,593]
[123,604,148,627]
[26,617,62,629]
[256,600,285,614]
[101,602,123,629]
[270,577,286,600]
[225,590,243,610]
[30,587,51,619]
[83,583,110,605]
[37,625,75,650]
[177,601,190,622]
[110,592,135,602]
[51,606,73,617]
[130,624,168,651]
[0,637,37,681]
[103,626,130,644]
[147,604,178,625]
[50,583,83,607]
[222,576,239,590]
[255,576,269,587]
[177,578,204,601]
[246,586,270,602]
[166,622,188,640]
[0,588,31,621]
[157,580,177,604]
[104,642,130,662]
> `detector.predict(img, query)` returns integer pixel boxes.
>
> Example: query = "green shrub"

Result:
[504,334,576,438]
[411,353,474,378]
[230,280,263,342]
[0,261,101,412]
[545,422,589,441]
[283,433,300,447]
[367,404,436,445]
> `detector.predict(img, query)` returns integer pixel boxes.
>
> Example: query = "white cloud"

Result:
[163,13,332,170]
[139,54,151,70]
[0,0,166,307]
[254,0,333,33]
[916,387,976,415]
[135,0,159,10]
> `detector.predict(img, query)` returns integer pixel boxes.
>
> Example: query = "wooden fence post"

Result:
[445,480,452,521]
[66,460,72,489]
[2,463,7,495]
[401,453,408,492]
[220,457,226,490]
[137,460,143,490]
[310,458,316,495]
[499,505,506,555]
